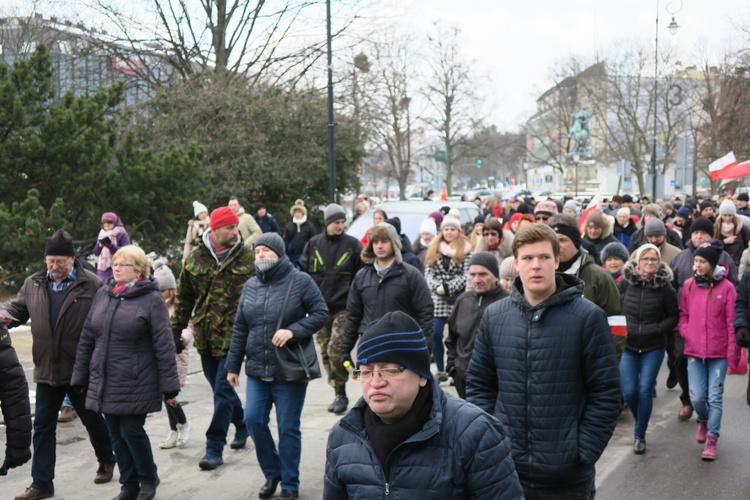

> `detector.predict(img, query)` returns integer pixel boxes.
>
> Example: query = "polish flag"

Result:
[712,159,750,182]
[709,152,738,181]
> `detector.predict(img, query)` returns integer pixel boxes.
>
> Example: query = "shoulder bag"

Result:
[273,272,322,382]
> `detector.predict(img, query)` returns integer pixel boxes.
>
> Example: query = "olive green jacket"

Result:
[172,231,255,356]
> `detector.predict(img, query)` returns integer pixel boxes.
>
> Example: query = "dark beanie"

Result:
[694,240,723,268]
[45,229,75,257]
[738,193,750,202]
[691,217,714,236]
[621,194,633,204]
[253,232,285,257]
[324,203,346,226]
[699,200,713,211]
[384,217,402,235]
[356,311,431,379]
[474,213,486,224]
[676,206,691,218]
[469,251,499,278]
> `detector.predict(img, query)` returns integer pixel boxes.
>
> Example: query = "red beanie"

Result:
[210,206,239,230]
[510,212,523,224]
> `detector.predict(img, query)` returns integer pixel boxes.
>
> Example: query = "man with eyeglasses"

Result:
[533,199,558,225]
[324,311,523,499]
[2,230,116,500]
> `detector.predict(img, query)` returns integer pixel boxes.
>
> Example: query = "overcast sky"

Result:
[388,0,750,132]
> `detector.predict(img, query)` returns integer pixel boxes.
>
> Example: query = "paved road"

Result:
[1,324,748,499]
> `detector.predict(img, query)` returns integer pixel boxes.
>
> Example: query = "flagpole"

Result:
[651,0,659,201]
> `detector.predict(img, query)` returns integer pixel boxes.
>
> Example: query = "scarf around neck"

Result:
[111,276,142,297]
[97,225,123,271]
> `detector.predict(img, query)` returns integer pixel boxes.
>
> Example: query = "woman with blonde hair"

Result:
[424,213,473,382]
[72,245,179,500]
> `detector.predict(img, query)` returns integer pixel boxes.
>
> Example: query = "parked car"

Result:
[347,201,482,243]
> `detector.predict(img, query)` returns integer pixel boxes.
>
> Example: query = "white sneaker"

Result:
[159,430,178,449]
[176,421,191,448]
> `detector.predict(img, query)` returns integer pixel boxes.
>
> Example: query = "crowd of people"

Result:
[2,191,750,499]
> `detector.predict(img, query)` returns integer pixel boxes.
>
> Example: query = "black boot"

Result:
[331,385,349,415]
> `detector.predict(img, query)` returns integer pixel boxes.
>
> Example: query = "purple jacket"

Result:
[678,274,739,362]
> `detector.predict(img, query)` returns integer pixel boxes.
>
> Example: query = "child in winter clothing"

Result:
[678,240,740,461]
[154,260,192,449]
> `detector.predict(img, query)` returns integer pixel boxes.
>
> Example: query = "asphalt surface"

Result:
[2,323,749,499]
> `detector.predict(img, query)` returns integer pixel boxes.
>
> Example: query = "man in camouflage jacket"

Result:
[172,206,255,470]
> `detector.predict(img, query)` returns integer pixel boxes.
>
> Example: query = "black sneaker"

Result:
[230,431,249,450]
[198,455,224,470]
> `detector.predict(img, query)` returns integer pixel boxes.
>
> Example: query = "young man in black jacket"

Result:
[446,252,508,398]
[467,224,620,498]
[342,223,433,367]
[301,204,363,414]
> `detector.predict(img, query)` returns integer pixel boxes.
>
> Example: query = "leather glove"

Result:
[71,384,86,394]
[736,327,750,348]
[172,327,185,354]
[0,447,32,475]
[436,284,446,296]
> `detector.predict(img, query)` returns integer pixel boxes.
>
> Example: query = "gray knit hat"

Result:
[600,242,629,263]
[153,259,177,290]
[469,251,499,278]
[644,218,667,236]
[254,232,286,257]
[324,203,346,226]
[499,256,519,279]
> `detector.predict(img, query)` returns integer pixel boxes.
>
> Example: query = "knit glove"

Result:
[736,327,750,348]
[0,447,31,475]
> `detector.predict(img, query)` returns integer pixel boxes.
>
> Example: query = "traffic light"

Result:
[476,158,482,169]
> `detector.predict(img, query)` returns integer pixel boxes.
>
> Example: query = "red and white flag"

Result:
[709,152,738,181]
[713,159,750,181]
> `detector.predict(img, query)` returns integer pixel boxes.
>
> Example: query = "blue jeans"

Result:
[433,316,447,372]
[620,348,664,438]
[31,383,115,492]
[688,357,728,437]
[104,414,157,491]
[201,354,246,456]
[245,377,308,492]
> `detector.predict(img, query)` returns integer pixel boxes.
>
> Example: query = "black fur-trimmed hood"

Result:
[622,260,673,288]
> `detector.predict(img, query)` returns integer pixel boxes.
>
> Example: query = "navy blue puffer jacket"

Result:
[226,256,328,379]
[466,274,620,490]
[324,378,523,499]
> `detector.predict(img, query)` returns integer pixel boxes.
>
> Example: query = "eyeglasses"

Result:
[46,259,71,267]
[482,231,499,237]
[111,263,135,268]
[639,258,659,264]
[535,215,549,221]
[352,366,407,380]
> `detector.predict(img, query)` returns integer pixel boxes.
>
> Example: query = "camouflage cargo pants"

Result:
[316,310,349,388]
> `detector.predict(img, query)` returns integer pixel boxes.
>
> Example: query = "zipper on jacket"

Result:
[385,482,390,496]
[263,283,272,378]
[526,312,536,482]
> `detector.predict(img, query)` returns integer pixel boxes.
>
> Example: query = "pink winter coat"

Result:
[678,275,739,364]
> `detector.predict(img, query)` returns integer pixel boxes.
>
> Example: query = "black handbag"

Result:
[273,273,322,383]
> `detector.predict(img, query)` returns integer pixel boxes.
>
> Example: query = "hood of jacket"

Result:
[622,260,673,288]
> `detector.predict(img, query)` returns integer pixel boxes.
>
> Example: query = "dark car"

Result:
[347,201,482,243]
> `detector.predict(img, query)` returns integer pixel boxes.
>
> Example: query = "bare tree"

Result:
[71,0,364,88]
[421,21,483,195]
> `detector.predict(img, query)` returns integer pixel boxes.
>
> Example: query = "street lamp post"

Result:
[652,1,682,201]
[326,0,336,204]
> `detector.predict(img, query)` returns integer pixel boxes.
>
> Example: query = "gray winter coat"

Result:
[324,378,523,499]
[466,274,621,490]
[226,256,328,379]
[72,279,179,415]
